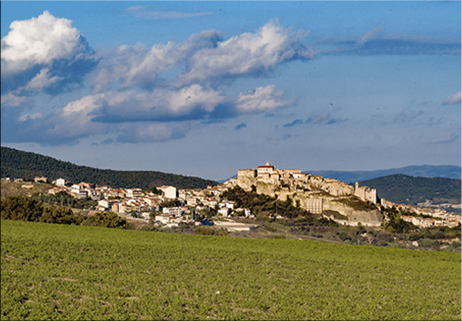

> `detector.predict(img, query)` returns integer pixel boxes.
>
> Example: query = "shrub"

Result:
[81,211,128,229]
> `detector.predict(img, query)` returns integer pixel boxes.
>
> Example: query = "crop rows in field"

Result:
[1,220,461,320]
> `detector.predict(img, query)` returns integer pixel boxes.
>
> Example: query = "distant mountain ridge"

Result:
[359,174,461,207]
[307,165,461,183]
[1,147,218,190]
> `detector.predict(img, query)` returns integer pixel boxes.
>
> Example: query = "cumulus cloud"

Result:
[236,85,292,113]
[93,21,314,90]
[442,91,461,105]
[2,11,87,73]
[23,68,63,91]
[41,83,225,141]
[92,30,221,91]
[1,11,96,94]
[1,17,315,145]
[178,20,315,84]
[126,5,214,19]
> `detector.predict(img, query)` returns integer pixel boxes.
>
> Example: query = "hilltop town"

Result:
[1,162,460,230]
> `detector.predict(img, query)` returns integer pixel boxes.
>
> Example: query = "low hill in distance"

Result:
[360,174,461,206]
[308,165,461,182]
[1,147,218,190]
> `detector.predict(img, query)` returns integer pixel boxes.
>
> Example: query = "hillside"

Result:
[359,174,461,206]
[1,147,217,189]
[1,220,460,320]
[308,165,461,182]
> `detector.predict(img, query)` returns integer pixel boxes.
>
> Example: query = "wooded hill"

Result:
[1,147,218,190]
[308,165,461,182]
[360,174,461,206]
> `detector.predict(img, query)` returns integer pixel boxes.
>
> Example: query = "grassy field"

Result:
[1,220,460,320]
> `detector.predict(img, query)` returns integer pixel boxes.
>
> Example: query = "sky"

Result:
[1,1,461,181]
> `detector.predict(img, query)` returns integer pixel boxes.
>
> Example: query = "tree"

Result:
[1,195,43,221]
[151,187,162,195]
[82,211,127,229]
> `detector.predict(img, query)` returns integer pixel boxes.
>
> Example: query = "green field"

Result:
[1,220,460,320]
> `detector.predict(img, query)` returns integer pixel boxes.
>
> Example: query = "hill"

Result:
[0,147,217,189]
[359,174,461,206]
[308,165,461,183]
[1,220,460,320]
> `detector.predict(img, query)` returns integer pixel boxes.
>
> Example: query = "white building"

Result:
[218,207,230,217]
[163,207,184,216]
[159,186,177,199]
[55,178,66,187]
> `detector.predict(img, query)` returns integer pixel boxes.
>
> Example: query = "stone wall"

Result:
[232,163,384,225]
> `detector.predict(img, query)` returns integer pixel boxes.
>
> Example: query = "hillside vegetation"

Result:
[1,181,53,200]
[1,147,217,189]
[360,174,461,205]
[1,220,460,320]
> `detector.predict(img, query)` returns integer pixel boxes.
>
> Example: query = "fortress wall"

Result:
[348,210,384,225]
[365,189,378,204]
[234,165,383,223]
[323,199,384,224]
[354,187,366,202]
[381,198,395,208]
[238,169,256,179]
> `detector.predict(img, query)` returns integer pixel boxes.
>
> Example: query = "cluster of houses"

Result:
[2,164,460,229]
[1,175,252,227]
[396,204,460,228]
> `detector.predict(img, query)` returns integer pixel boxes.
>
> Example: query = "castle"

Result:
[235,162,378,203]
[227,162,383,226]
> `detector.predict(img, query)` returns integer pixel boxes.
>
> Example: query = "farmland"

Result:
[1,220,461,320]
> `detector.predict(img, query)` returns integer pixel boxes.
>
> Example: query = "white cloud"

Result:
[51,94,106,139]
[1,93,26,107]
[179,21,315,84]
[93,21,314,91]
[18,112,44,122]
[1,11,89,75]
[236,85,291,113]
[47,88,203,143]
[53,84,224,137]
[1,11,96,96]
[92,30,221,91]
[442,91,461,105]
[1,18,312,145]
[23,68,63,91]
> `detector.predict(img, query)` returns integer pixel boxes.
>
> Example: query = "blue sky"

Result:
[1,1,460,180]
